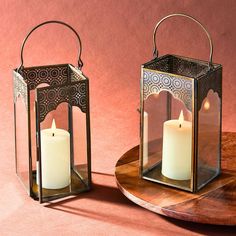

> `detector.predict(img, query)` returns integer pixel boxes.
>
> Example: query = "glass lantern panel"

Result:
[142,90,193,191]
[142,92,167,173]
[72,106,89,187]
[197,89,221,190]
[35,102,71,201]
[15,95,30,192]
[35,102,89,202]
[29,83,50,190]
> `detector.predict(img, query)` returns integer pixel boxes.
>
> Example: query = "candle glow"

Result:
[204,100,210,110]
[153,93,159,99]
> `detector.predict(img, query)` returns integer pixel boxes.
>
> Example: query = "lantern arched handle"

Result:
[153,13,213,69]
[18,20,83,71]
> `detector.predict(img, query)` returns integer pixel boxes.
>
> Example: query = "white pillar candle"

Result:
[37,119,71,189]
[161,110,192,180]
[143,111,148,166]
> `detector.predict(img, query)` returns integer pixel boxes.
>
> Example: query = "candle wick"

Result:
[52,133,55,137]
[179,124,182,128]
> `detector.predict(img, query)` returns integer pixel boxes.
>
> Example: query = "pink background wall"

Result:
[0,1,236,235]
[0,0,235,174]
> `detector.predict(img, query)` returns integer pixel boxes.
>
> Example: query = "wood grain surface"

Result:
[115,132,236,225]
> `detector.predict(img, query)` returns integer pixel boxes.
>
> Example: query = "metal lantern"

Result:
[13,21,91,203]
[139,14,222,192]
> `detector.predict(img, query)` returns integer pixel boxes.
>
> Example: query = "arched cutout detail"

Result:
[143,69,192,111]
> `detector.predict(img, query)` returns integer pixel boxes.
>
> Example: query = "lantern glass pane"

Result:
[30,89,37,181]
[15,95,30,192]
[142,89,193,191]
[142,92,167,173]
[30,84,50,188]
[35,102,89,202]
[35,102,71,200]
[197,90,221,190]
[72,106,89,186]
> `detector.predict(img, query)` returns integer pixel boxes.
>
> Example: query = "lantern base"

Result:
[31,167,90,202]
[143,161,218,192]
[115,132,236,225]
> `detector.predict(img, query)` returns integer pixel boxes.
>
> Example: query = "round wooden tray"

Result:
[115,132,236,225]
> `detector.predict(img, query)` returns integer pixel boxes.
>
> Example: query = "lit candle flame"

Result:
[51,119,56,136]
[204,100,210,110]
[178,110,184,128]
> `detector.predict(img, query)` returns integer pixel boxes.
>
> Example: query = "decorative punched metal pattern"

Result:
[69,65,84,82]
[145,57,170,72]
[20,65,69,90]
[145,56,208,78]
[198,69,222,110]
[37,80,88,122]
[143,69,192,111]
[13,71,28,109]
[172,57,208,78]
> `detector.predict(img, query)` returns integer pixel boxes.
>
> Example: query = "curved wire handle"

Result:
[18,20,83,71]
[153,13,213,69]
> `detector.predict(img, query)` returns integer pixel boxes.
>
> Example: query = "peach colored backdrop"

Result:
[0,0,235,175]
[0,1,236,235]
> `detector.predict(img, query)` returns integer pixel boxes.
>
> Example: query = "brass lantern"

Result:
[13,21,91,203]
[139,14,222,192]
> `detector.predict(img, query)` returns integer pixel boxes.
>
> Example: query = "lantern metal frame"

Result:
[13,21,91,203]
[139,14,222,192]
